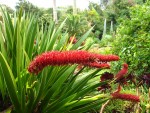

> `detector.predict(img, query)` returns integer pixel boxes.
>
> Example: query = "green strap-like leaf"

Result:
[0,52,21,113]
[68,98,109,113]
[70,27,93,50]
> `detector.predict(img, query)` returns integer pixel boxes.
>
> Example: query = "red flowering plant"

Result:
[98,63,129,92]
[27,50,140,112]
[97,63,140,112]
[0,10,140,113]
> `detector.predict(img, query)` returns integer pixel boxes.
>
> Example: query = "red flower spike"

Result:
[83,62,110,69]
[28,50,93,74]
[28,50,120,74]
[115,63,128,81]
[93,54,120,62]
[111,93,140,102]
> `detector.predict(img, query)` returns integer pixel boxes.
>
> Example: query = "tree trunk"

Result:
[53,0,57,22]
[73,0,77,15]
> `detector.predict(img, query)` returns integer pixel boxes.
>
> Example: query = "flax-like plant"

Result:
[0,9,140,113]
[0,9,110,113]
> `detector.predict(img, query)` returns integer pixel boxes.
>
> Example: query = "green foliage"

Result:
[16,0,39,14]
[86,7,104,39]
[99,35,114,47]
[112,2,150,76]
[103,0,134,32]
[38,9,53,27]
[104,99,135,113]
[139,86,150,113]
[88,2,103,15]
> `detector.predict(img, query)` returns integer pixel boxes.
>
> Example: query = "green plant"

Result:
[60,14,89,38]
[112,2,150,77]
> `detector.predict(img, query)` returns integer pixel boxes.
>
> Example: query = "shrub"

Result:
[112,2,150,78]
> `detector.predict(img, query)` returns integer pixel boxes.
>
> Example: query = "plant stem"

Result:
[99,100,110,113]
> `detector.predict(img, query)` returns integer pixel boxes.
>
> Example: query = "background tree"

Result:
[100,0,135,34]
[16,0,40,14]
[16,0,53,28]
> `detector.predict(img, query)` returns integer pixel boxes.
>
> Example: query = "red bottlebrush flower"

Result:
[28,50,120,74]
[69,36,77,44]
[111,92,140,102]
[28,50,93,74]
[83,62,110,69]
[115,63,128,81]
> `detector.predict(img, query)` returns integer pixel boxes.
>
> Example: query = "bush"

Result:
[112,2,150,77]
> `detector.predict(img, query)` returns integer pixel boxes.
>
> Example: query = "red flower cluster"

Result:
[111,92,140,102]
[28,50,119,74]
[98,72,114,91]
[115,63,128,81]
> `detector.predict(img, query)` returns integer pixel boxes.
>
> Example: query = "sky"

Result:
[0,0,100,10]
